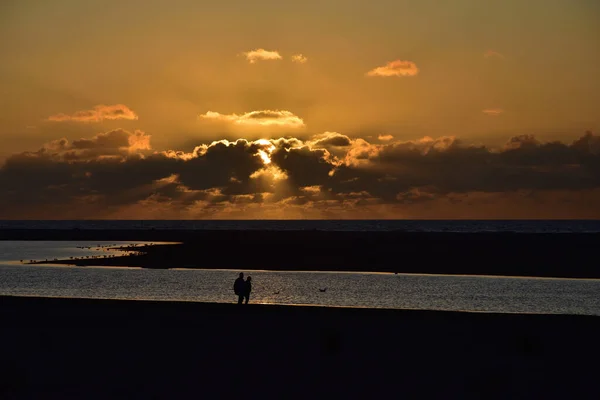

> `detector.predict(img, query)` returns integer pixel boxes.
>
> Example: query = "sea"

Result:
[1,219,600,232]
[1,222,599,316]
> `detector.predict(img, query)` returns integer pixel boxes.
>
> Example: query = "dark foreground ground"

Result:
[1,296,599,399]
[5,229,600,278]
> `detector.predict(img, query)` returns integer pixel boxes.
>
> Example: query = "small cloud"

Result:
[482,108,504,116]
[242,49,282,64]
[484,50,504,59]
[199,110,305,128]
[378,134,394,141]
[291,54,308,64]
[48,104,138,123]
[309,132,352,148]
[366,60,419,77]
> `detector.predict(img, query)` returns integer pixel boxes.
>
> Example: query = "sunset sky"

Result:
[1,0,599,218]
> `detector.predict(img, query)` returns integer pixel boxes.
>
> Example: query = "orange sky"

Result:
[1,0,599,218]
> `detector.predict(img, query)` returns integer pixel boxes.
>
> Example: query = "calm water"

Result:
[0,240,149,264]
[2,219,600,232]
[1,241,599,315]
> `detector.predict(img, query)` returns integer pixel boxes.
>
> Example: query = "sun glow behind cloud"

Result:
[3,129,600,218]
[255,139,276,165]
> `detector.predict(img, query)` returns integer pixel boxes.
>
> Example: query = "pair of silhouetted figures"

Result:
[233,272,252,304]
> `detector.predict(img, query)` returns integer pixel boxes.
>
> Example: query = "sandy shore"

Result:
[4,229,599,278]
[1,295,599,399]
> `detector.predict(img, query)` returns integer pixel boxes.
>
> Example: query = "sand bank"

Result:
[1,295,598,399]
[4,229,599,278]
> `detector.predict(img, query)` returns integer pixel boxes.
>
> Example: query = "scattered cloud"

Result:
[366,60,419,77]
[291,54,308,63]
[308,132,352,148]
[2,130,600,218]
[25,129,151,162]
[47,104,138,123]
[199,110,305,128]
[482,108,504,116]
[378,134,394,141]
[484,50,505,59]
[242,48,282,63]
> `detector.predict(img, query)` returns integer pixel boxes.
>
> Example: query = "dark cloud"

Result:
[1,130,600,218]
[271,145,334,188]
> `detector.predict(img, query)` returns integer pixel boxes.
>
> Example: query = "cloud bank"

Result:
[2,129,600,218]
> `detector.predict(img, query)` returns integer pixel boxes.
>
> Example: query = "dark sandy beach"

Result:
[4,229,600,278]
[1,295,599,399]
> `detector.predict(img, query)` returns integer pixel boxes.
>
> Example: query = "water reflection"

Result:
[0,264,599,316]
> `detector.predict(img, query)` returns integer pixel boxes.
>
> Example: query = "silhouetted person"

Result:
[234,272,245,304]
[244,276,252,304]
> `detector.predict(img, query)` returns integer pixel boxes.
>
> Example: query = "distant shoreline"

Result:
[3,229,599,279]
[2,228,599,241]
[2,219,600,234]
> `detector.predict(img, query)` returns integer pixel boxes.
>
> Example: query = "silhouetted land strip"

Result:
[4,229,599,278]
[1,295,598,399]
